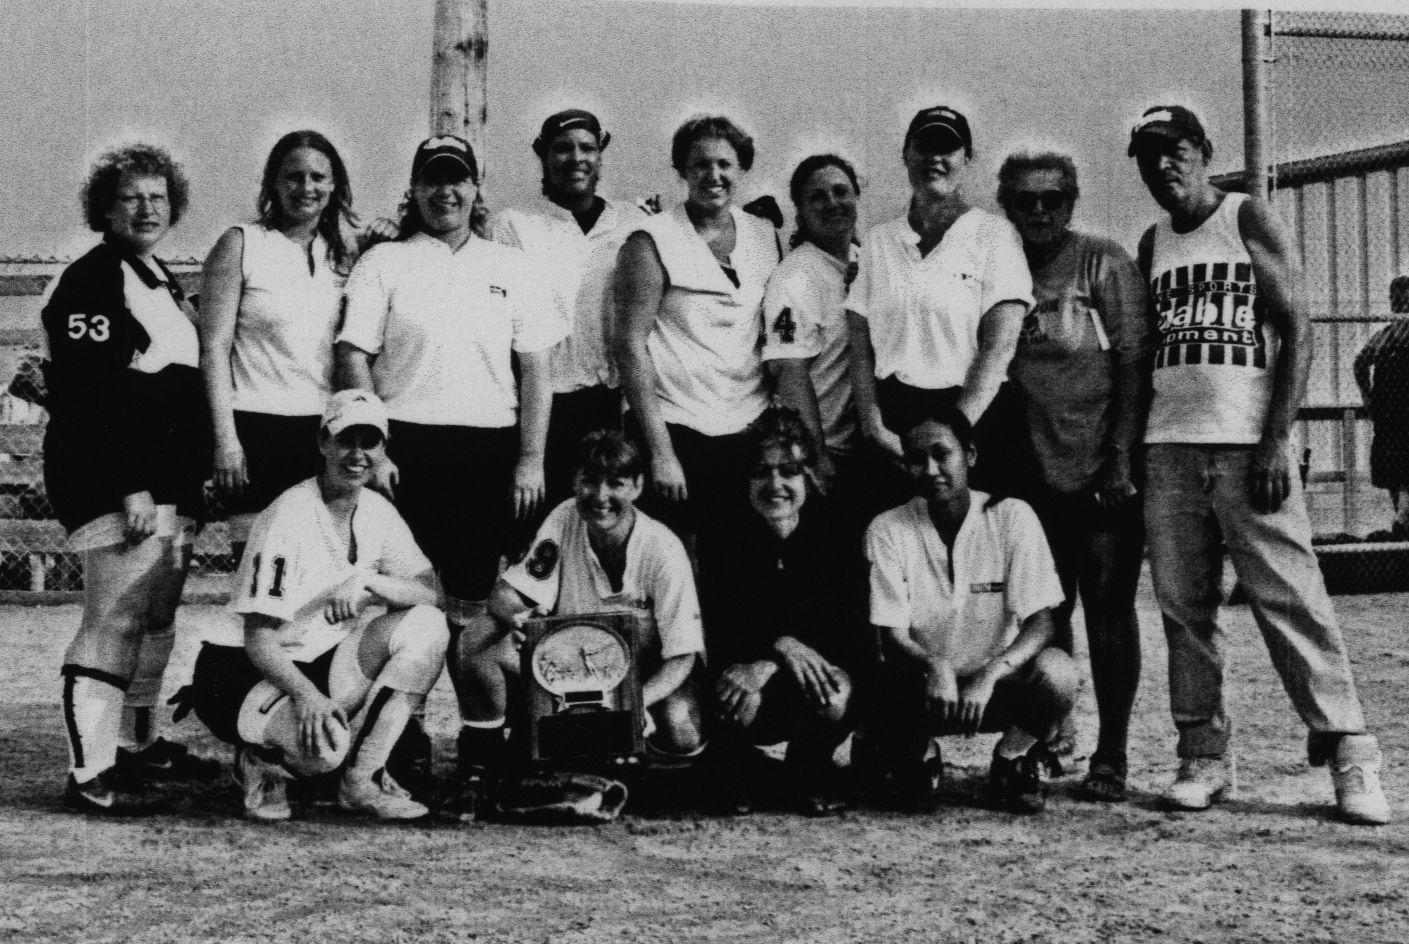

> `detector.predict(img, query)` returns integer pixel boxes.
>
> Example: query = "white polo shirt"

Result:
[491,196,644,394]
[224,479,433,661]
[847,210,1033,390]
[865,492,1062,676]
[502,499,704,664]
[338,233,564,427]
[230,223,343,416]
[762,240,858,453]
[633,204,779,436]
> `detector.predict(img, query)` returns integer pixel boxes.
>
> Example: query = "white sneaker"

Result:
[1332,734,1391,826]
[1163,755,1236,810]
[339,768,429,821]
[234,748,291,822]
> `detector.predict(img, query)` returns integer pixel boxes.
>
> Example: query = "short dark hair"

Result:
[82,143,190,232]
[996,150,1080,208]
[671,114,755,175]
[575,430,646,481]
[747,406,818,470]
[788,153,860,249]
[905,405,974,453]
[258,130,359,271]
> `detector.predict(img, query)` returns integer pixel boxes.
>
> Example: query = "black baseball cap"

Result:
[534,109,610,154]
[411,134,478,182]
[904,106,972,153]
[1128,106,1208,156]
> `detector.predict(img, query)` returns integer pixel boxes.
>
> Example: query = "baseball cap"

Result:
[534,109,610,154]
[411,134,478,182]
[904,106,972,153]
[322,389,389,440]
[1128,106,1207,156]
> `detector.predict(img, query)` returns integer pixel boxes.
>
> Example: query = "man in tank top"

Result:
[1130,105,1388,825]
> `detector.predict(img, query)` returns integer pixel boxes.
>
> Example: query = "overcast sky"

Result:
[2,1,1406,261]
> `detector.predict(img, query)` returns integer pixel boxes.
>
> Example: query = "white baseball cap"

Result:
[321,389,389,439]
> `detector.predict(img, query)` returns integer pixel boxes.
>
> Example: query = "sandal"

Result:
[1077,752,1128,803]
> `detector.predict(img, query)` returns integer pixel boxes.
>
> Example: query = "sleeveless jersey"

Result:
[1145,192,1280,444]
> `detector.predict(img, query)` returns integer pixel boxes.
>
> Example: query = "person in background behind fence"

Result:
[44,142,218,815]
[998,150,1152,802]
[1129,105,1389,825]
[200,130,360,559]
[1352,275,1409,538]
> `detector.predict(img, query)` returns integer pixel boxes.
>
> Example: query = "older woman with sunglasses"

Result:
[998,150,1153,802]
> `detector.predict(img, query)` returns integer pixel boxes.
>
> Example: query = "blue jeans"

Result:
[1144,444,1366,762]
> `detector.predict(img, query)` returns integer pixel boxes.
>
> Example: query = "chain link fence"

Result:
[1255,11,1409,592]
[0,258,235,602]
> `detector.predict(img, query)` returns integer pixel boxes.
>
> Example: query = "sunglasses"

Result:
[1010,190,1071,213]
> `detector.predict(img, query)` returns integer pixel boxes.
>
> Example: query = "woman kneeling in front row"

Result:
[708,408,863,815]
[184,390,446,822]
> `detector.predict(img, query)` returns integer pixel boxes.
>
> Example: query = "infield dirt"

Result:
[2,567,1407,944]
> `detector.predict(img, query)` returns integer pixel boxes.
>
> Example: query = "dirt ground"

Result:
[2,568,1407,944]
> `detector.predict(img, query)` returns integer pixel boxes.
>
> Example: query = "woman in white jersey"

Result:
[45,144,215,814]
[201,130,359,553]
[846,106,1032,493]
[183,390,447,822]
[764,153,911,540]
[491,109,643,509]
[336,135,563,790]
[615,113,780,585]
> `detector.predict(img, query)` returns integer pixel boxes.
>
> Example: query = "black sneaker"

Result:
[989,750,1047,814]
[441,766,499,823]
[63,769,156,817]
[114,738,221,789]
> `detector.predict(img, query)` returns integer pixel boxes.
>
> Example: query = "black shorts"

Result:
[388,421,518,601]
[188,643,335,746]
[221,412,325,517]
[544,385,623,508]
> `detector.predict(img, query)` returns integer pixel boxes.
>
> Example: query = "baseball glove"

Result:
[490,771,629,825]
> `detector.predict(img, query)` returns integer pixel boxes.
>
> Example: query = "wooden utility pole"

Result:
[1241,8,1272,200]
[431,0,489,161]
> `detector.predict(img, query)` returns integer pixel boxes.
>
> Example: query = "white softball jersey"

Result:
[222,479,432,661]
[491,197,644,394]
[229,224,343,416]
[1144,192,1280,445]
[846,210,1033,390]
[501,499,705,663]
[337,233,565,427]
[761,240,858,453]
[633,204,778,436]
[865,493,1064,676]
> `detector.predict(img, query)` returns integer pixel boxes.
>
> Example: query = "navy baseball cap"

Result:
[411,134,478,182]
[1128,106,1208,156]
[904,106,972,153]
[535,109,610,151]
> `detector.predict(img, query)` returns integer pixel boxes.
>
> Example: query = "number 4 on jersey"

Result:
[771,306,798,344]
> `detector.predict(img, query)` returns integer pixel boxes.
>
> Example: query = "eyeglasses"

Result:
[1010,190,1070,213]
[750,461,805,479]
